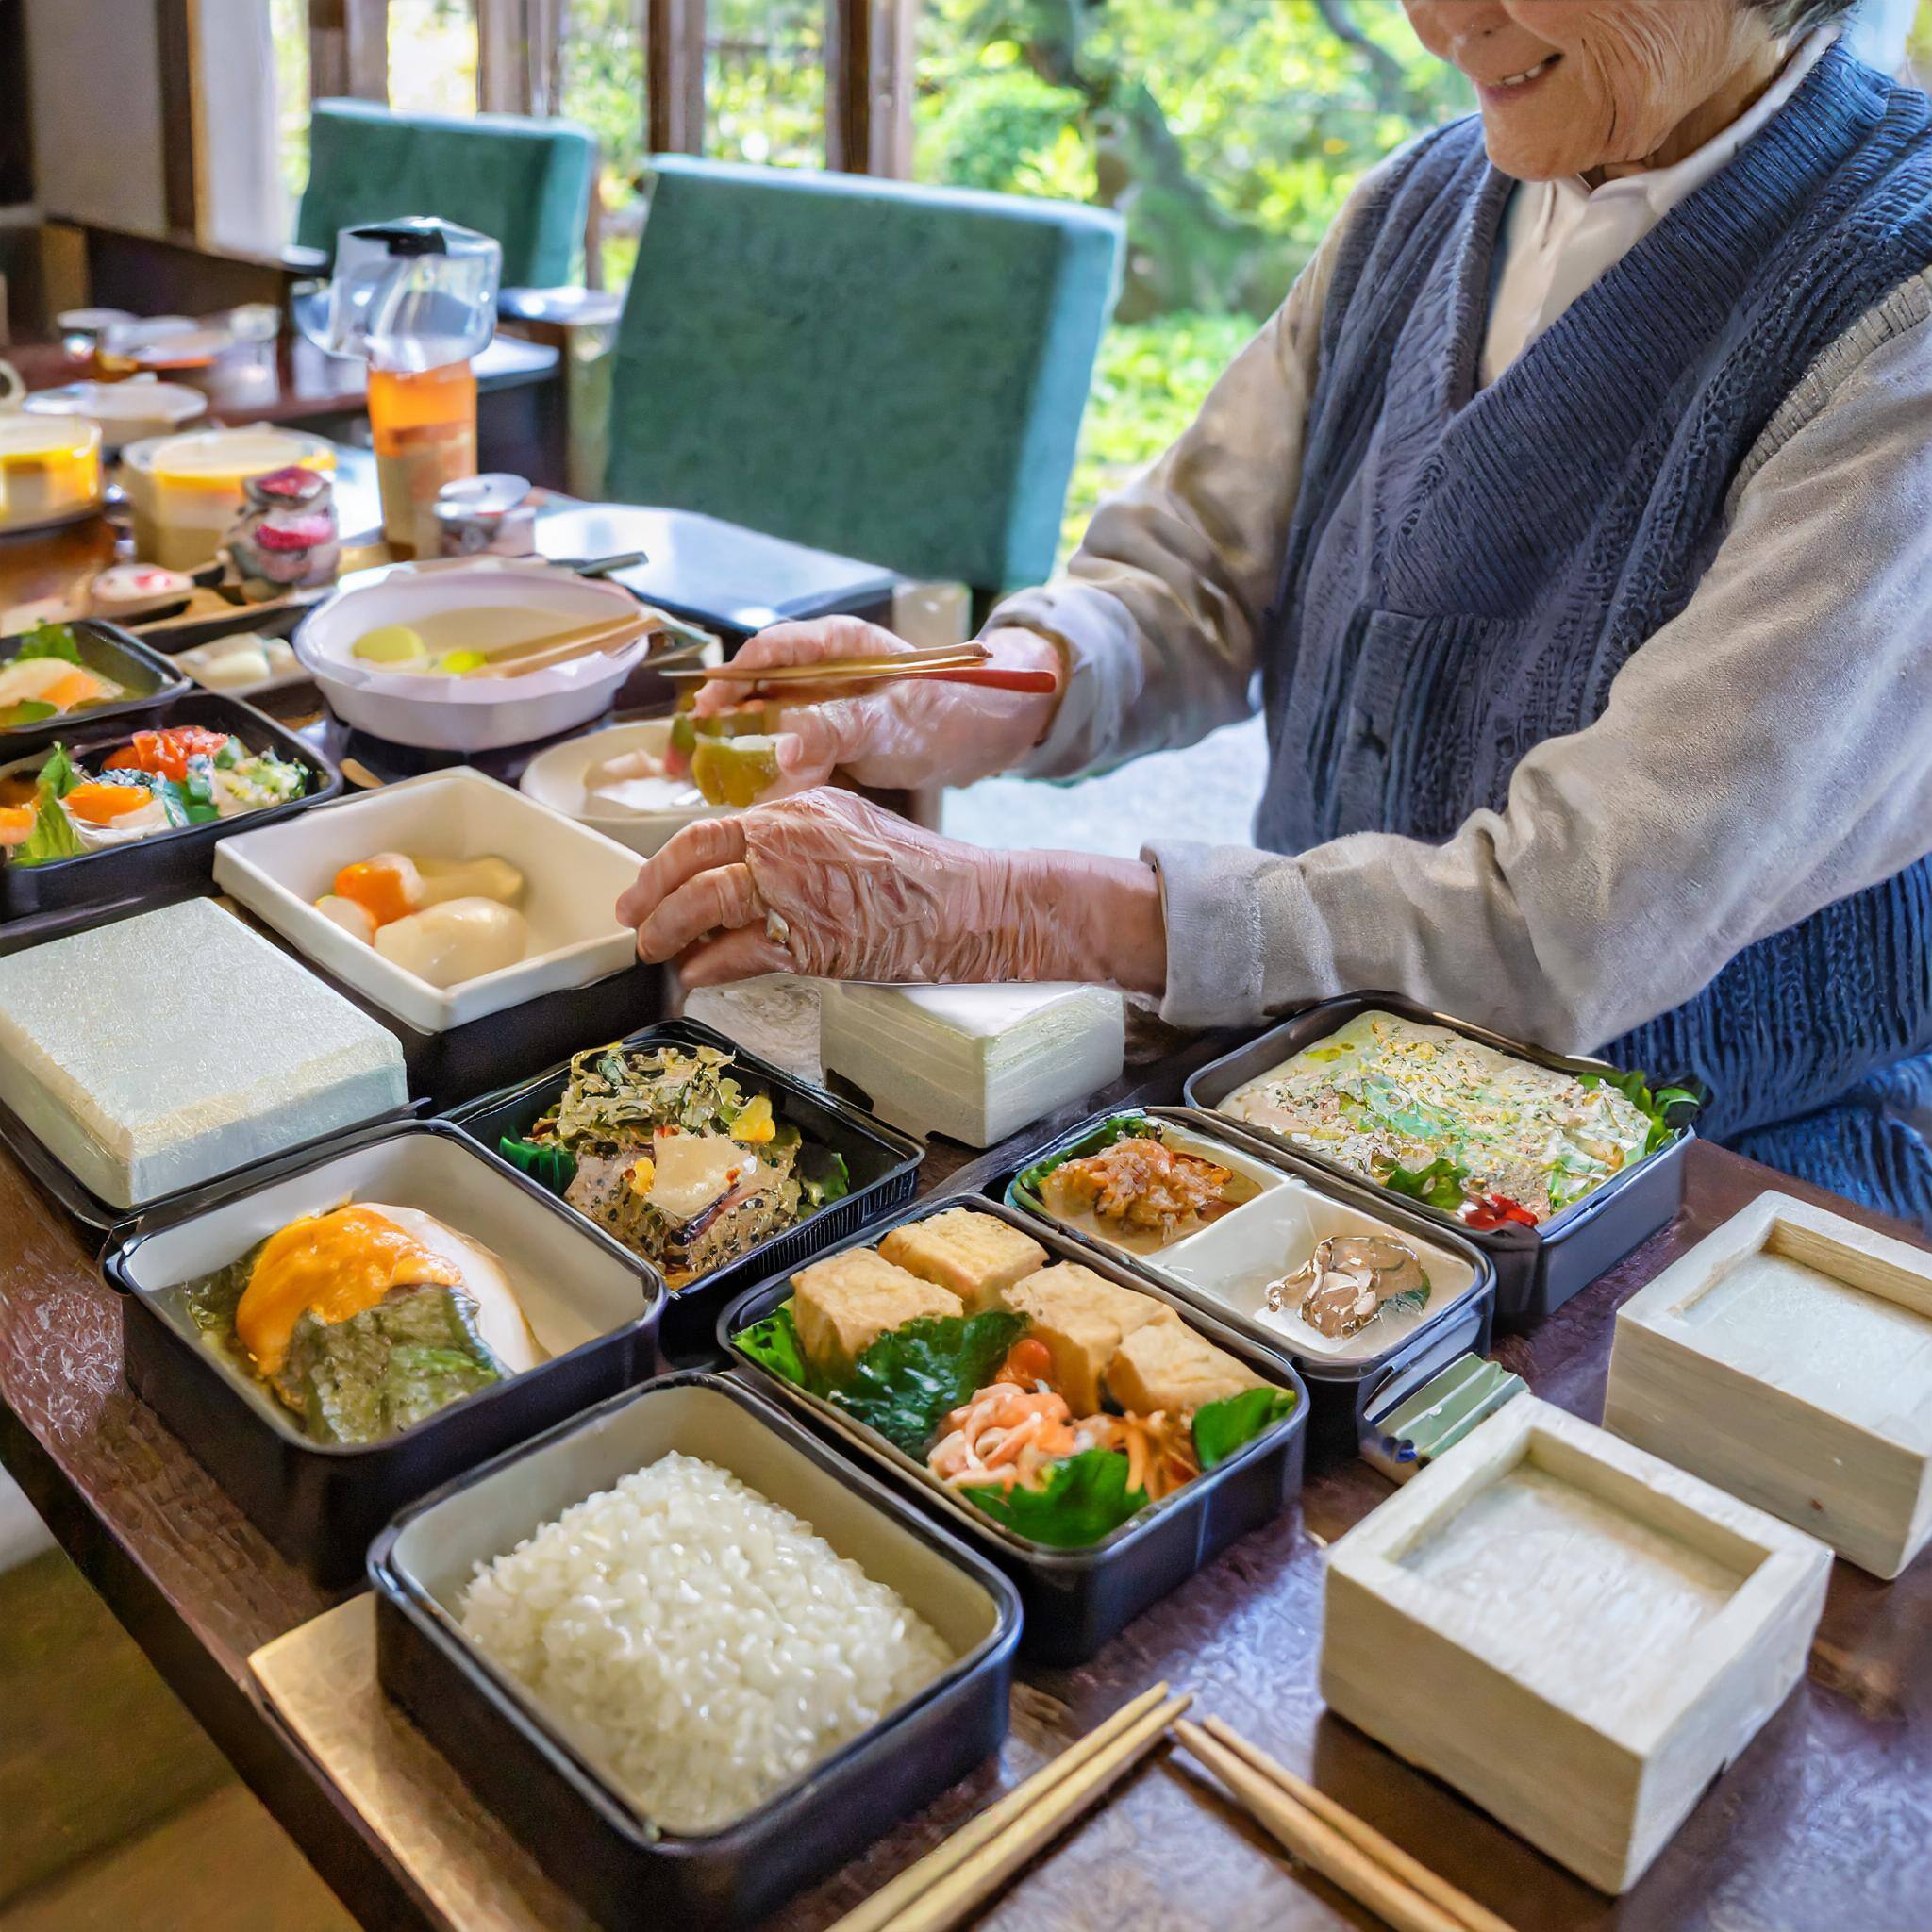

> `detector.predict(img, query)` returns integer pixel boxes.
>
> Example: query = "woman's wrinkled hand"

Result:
[615,788,1168,994]
[687,615,1065,796]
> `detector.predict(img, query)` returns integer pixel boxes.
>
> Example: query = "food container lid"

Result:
[23,380,208,431]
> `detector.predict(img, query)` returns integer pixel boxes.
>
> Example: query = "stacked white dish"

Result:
[818,981,1125,1147]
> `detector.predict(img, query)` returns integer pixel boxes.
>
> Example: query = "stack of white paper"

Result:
[819,981,1124,1147]
[0,898,408,1208]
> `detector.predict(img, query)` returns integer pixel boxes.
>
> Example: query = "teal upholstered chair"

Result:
[296,100,596,290]
[605,158,1124,602]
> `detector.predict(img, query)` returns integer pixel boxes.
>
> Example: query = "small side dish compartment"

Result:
[372,1372,1020,1928]
[1008,1107,1495,1452]
[109,1121,664,1585]
[721,1192,1308,1663]
[1606,1191,1932,1578]
[1322,1396,1830,1892]
[1186,993,1696,1324]
[447,1016,924,1364]
[0,617,189,755]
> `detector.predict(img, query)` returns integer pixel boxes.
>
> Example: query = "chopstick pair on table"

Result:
[830,1687,1514,1932]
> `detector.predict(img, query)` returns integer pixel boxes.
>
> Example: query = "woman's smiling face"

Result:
[1404,1,1782,179]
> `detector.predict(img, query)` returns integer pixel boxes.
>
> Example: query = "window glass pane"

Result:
[557,0,649,287]
[706,0,824,168]
[270,0,311,213]
[912,0,1468,557]
[390,0,480,116]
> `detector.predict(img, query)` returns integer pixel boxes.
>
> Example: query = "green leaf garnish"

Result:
[15,621,83,665]
[732,1303,820,1391]
[828,1310,1025,1455]
[0,698,57,728]
[1578,1067,1703,1157]
[35,741,80,799]
[1191,1386,1297,1470]
[963,1447,1147,1547]
[799,1143,850,1208]
[1382,1155,1469,1213]
[498,1134,578,1193]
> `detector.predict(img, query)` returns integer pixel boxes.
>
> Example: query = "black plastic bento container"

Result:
[107,1119,666,1586]
[444,1016,924,1365]
[1183,993,1694,1326]
[372,1371,1021,1929]
[0,690,341,920]
[721,1192,1309,1665]
[0,618,191,757]
[1002,1106,1495,1459]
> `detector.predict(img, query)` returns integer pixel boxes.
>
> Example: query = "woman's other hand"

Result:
[688,616,1064,795]
[616,788,1167,994]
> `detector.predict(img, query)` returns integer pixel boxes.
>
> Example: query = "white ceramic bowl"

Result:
[293,558,648,752]
[210,768,643,1033]
[518,719,730,858]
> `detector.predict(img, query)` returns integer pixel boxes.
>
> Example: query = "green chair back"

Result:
[606,158,1123,595]
[297,99,596,290]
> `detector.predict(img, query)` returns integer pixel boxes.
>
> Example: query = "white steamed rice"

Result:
[458,1449,954,1833]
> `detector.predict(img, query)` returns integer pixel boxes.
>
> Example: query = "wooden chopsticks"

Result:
[657,641,1057,697]
[1174,1718,1517,1932]
[828,1682,1190,1932]
[466,616,658,679]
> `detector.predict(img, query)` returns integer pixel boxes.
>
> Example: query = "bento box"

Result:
[721,1192,1309,1664]
[0,691,341,920]
[108,1119,665,1586]
[1322,1396,1830,1893]
[211,766,668,1108]
[0,617,190,757]
[445,1016,924,1364]
[1185,993,1696,1324]
[372,1371,1021,1928]
[1005,1107,1495,1456]
[0,895,410,1242]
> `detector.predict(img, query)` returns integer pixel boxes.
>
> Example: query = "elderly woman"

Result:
[619,0,1932,1224]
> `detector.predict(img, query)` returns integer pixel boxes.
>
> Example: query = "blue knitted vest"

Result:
[1261,42,1932,1227]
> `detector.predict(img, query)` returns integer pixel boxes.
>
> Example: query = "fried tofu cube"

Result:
[1001,1261,1176,1414]
[879,1208,1048,1313]
[1104,1319,1265,1418]
[791,1249,962,1376]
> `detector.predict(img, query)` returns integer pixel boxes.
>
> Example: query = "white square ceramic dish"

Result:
[1605,1191,1932,1579]
[211,768,642,1033]
[0,897,406,1208]
[1321,1396,1831,1893]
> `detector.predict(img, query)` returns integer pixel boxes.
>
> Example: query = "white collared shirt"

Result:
[1480,31,1835,385]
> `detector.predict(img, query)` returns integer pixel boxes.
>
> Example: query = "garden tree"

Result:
[914,0,1468,317]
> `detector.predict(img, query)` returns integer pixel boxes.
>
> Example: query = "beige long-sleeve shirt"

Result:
[992,127,1932,1055]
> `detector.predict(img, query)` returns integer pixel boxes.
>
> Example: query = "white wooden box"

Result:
[1605,1191,1932,1579]
[1321,1397,1829,1893]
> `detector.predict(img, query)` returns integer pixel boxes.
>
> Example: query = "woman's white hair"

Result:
[1746,0,1859,31]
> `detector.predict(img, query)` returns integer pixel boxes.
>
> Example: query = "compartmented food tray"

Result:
[1185,993,1693,1324]
[444,1016,924,1364]
[720,1191,1309,1664]
[0,690,341,920]
[108,1120,665,1586]
[0,618,191,757]
[1005,1106,1495,1455]
[372,1371,1020,1928]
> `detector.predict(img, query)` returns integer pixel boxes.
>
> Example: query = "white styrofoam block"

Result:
[1321,1396,1830,1893]
[819,981,1124,1147]
[1606,1191,1932,1579]
[0,898,407,1208]
[212,767,641,1032]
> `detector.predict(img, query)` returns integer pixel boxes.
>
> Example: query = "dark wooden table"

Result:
[2,1024,1927,1932]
